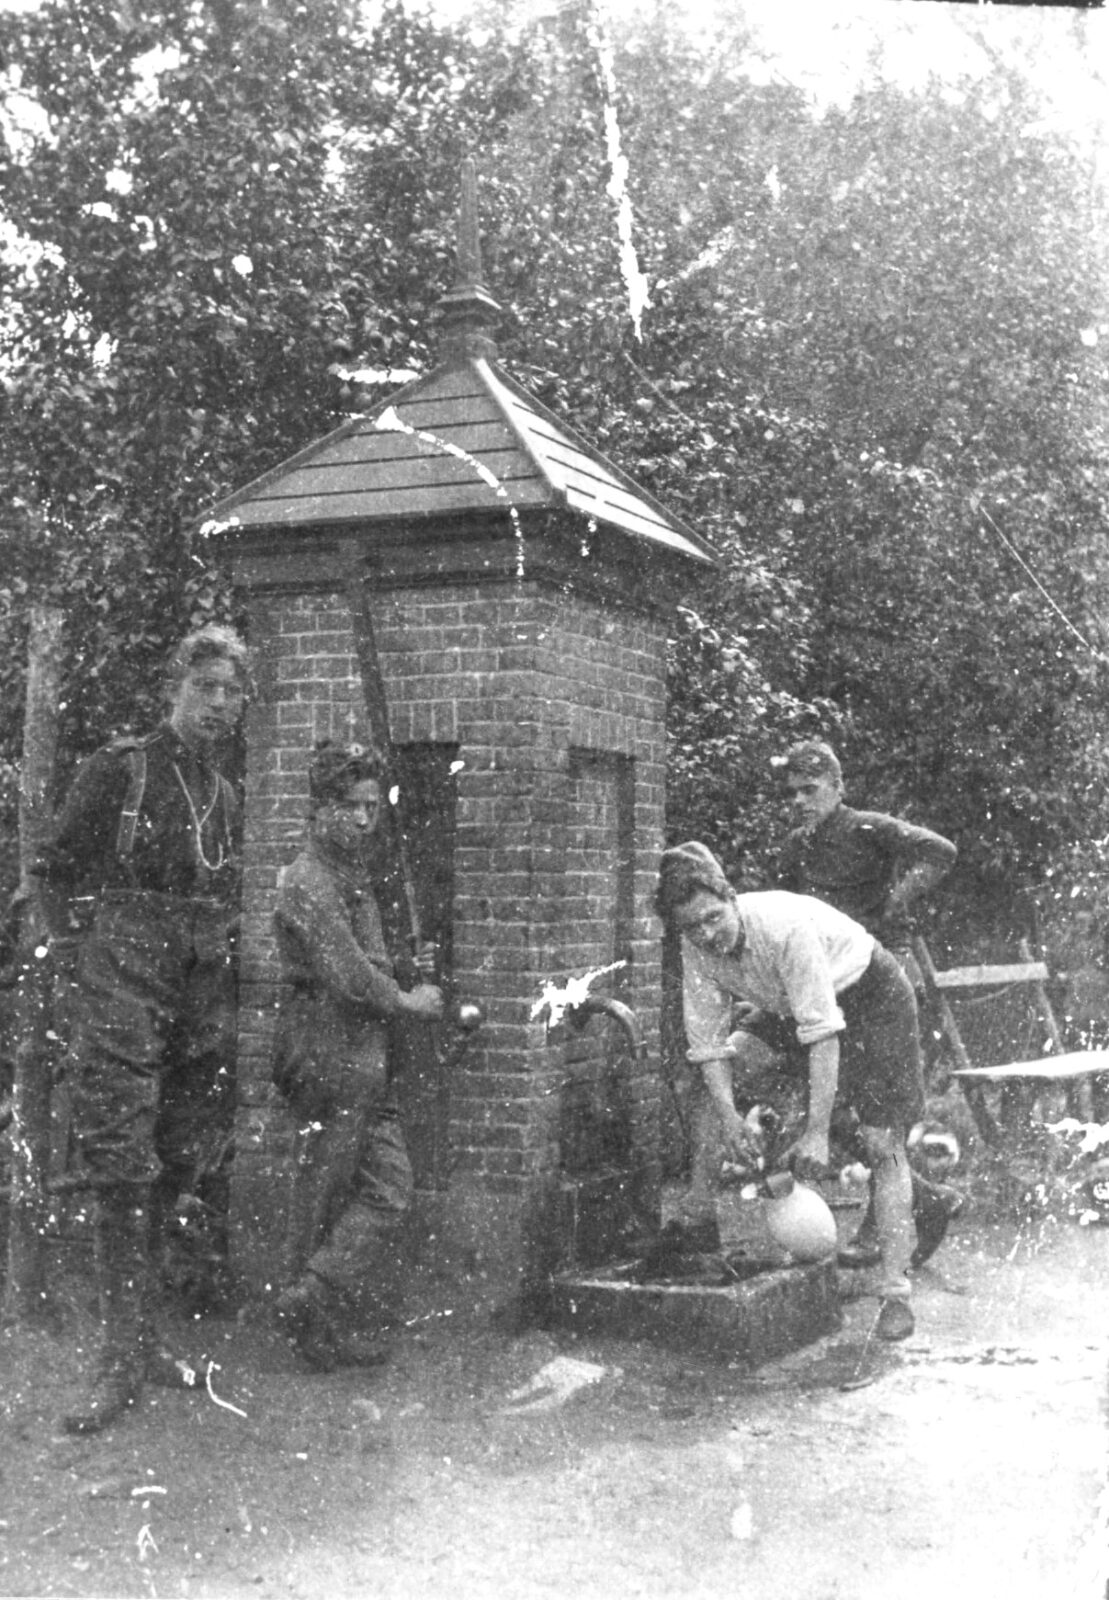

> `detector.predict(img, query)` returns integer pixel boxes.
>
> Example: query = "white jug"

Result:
[763,1175,838,1262]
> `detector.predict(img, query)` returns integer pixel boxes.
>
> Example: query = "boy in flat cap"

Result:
[272,740,443,1370]
[656,841,924,1341]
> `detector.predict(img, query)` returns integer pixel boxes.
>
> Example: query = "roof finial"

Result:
[438,158,502,363]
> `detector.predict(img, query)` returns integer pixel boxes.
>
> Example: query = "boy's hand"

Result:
[783,1127,831,1184]
[413,942,440,982]
[402,983,445,1021]
[718,1107,764,1170]
[731,1001,766,1031]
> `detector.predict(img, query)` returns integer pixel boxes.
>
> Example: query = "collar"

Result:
[156,721,217,781]
[306,831,372,902]
[804,802,846,840]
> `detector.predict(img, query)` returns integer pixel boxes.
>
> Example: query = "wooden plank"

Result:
[404,365,491,403]
[912,935,1001,1146]
[557,456,669,517]
[483,391,708,554]
[506,410,657,511]
[226,477,554,526]
[244,447,537,502]
[490,368,712,540]
[329,418,524,460]
[489,368,714,553]
[565,486,706,555]
[932,961,1050,990]
[405,386,487,414]
[952,1050,1109,1081]
[522,439,700,550]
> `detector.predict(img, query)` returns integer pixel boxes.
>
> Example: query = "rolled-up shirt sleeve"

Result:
[777,924,845,1045]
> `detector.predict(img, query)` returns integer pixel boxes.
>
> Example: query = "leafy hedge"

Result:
[1,0,1107,965]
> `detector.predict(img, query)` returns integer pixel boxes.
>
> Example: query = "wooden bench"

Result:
[912,936,1102,1149]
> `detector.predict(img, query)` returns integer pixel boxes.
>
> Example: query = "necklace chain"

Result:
[172,761,226,873]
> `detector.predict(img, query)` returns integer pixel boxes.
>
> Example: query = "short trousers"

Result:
[738,944,925,1131]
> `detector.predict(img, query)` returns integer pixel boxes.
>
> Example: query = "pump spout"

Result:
[565,994,647,1069]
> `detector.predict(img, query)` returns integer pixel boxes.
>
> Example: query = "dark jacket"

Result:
[272,838,406,1115]
[33,723,239,906]
[777,803,956,944]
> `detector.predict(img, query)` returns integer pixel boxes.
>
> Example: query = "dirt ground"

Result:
[0,1202,1106,1600]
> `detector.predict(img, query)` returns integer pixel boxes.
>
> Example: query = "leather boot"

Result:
[911,1174,965,1268]
[837,1189,881,1268]
[330,1328,392,1368]
[275,1272,339,1372]
[839,1172,964,1270]
[63,1183,150,1436]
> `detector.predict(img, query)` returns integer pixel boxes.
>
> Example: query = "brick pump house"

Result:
[202,166,717,1318]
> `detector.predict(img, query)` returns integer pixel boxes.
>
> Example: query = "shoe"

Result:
[911,1188,965,1269]
[276,1278,338,1372]
[171,1263,239,1319]
[875,1298,915,1342]
[837,1228,882,1269]
[331,1330,392,1368]
[63,1360,142,1435]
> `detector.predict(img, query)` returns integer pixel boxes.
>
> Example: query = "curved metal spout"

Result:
[565,994,647,1067]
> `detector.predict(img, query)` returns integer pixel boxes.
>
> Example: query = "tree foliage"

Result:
[1,0,1108,952]
[0,0,498,759]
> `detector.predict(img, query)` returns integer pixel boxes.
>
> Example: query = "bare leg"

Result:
[859,1124,913,1302]
[842,1169,962,1268]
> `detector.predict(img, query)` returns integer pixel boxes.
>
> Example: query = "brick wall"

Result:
[232,567,670,1302]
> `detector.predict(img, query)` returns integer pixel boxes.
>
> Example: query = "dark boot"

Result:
[911,1174,965,1268]
[876,1297,915,1342]
[64,1184,150,1436]
[154,1158,236,1316]
[840,1172,964,1270]
[275,1272,339,1372]
[837,1189,881,1268]
[330,1328,392,1368]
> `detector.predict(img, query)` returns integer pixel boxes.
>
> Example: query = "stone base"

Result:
[547,1259,840,1363]
[556,1165,660,1271]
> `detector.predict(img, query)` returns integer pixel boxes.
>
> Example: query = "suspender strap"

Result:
[115,747,148,862]
[217,774,235,847]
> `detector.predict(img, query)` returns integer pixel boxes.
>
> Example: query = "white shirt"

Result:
[682,890,874,1062]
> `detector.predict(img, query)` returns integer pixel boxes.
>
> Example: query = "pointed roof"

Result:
[200,164,716,570]
[201,357,715,566]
